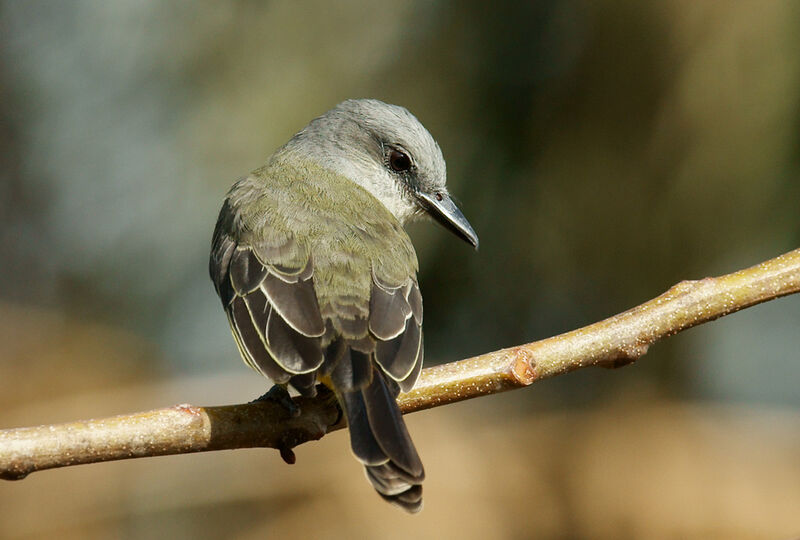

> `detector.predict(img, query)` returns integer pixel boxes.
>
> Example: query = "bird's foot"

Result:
[252,384,300,417]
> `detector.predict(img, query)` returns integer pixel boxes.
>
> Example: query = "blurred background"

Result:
[1,1,800,538]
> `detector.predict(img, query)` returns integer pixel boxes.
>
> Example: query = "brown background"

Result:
[1,2,799,538]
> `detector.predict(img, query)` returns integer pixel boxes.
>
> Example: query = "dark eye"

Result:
[388,149,412,173]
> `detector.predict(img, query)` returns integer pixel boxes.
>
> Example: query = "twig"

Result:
[2,248,799,480]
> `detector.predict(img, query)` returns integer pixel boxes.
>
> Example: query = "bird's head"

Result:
[284,98,478,249]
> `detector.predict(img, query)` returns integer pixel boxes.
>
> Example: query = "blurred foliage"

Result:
[1,1,800,538]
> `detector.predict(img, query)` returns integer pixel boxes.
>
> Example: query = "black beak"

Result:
[417,191,479,249]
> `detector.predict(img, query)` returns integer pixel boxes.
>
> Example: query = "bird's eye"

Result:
[388,149,412,173]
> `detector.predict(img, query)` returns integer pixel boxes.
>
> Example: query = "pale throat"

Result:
[353,177,418,226]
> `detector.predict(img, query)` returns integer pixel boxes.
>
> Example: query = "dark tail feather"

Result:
[339,362,425,513]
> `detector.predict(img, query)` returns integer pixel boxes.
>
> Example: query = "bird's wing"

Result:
[210,196,326,386]
[367,273,424,393]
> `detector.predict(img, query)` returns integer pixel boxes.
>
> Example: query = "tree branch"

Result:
[2,248,799,480]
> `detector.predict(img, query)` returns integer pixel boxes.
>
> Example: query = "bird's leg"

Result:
[252,384,300,417]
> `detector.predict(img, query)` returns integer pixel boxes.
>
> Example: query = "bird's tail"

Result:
[332,347,425,513]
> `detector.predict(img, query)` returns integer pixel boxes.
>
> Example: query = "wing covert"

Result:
[368,274,424,391]
[211,205,325,379]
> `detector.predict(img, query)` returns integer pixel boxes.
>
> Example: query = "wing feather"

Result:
[229,297,290,383]
[211,208,324,378]
[406,281,423,324]
[398,333,423,392]
[374,315,422,383]
[229,249,268,295]
[369,282,413,340]
[263,272,325,337]
[266,304,324,373]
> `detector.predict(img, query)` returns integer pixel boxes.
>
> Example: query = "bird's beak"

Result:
[417,191,479,249]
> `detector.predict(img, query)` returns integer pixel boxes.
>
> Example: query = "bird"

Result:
[209,99,478,513]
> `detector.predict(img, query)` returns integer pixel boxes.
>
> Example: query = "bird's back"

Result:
[223,155,420,343]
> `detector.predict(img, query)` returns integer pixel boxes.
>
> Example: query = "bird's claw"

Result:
[252,384,301,417]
